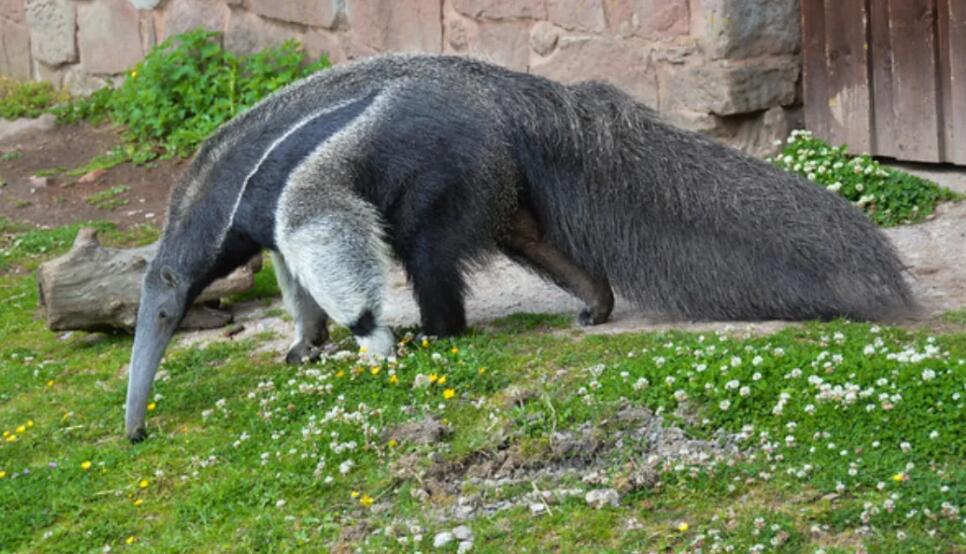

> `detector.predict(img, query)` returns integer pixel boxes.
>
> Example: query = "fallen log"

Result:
[37,228,262,332]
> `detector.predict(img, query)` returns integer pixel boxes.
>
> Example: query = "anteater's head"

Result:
[125,261,190,443]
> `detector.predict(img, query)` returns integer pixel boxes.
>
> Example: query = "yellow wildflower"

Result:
[676,521,689,532]
[335,370,345,378]
[0,470,6,479]
[15,425,25,434]
[26,420,33,428]
[428,373,439,384]
[47,380,54,387]
[443,388,456,400]
[437,375,447,385]
[2,431,8,437]
[479,367,486,375]
[360,494,374,508]
[450,346,459,354]
[125,536,136,545]
[421,338,429,348]
[387,439,398,448]
[350,490,360,498]
[4,435,15,443]
[133,499,143,507]
[388,374,399,385]
[138,479,149,489]
[130,70,137,79]
[370,366,381,376]
[147,402,156,412]
[81,461,92,471]
[892,472,908,482]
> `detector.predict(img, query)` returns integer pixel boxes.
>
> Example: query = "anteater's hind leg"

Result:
[270,251,330,364]
[275,209,395,357]
[501,209,614,326]
[402,233,469,338]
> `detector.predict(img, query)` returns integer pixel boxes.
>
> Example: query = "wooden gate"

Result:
[802,0,966,165]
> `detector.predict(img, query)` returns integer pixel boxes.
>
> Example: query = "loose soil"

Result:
[0,122,183,229]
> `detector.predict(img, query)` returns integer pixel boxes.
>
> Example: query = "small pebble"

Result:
[585,488,620,509]
[433,531,454,548]
[452,525,473,541]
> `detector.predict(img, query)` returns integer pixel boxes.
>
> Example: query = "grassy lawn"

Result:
[0,222,964,553]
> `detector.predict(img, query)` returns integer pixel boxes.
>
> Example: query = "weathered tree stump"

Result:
[37,228,262,332]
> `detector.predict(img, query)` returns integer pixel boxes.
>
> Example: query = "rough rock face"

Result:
[76,0,143,75]
[0,17,31,80]
[25,0,76,66]
[0,0,804,157]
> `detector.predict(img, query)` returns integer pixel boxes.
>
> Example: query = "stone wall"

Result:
[0,0,802,156]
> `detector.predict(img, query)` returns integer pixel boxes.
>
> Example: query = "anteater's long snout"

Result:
[125,289,180,443]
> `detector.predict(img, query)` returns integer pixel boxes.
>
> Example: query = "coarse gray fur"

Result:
[124,54,915,442]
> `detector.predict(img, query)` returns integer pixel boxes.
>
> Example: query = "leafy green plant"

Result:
[770,130,959,226]
[53,29,329,163]
[0,77,69,120]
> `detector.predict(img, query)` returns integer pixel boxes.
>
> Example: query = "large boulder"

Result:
[25,0,76,66]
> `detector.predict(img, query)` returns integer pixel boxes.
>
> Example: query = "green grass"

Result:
[85,185,131,211]
[942,309,966,326]
[66,148,130,178]
[0,77,69,120]
[0,222,963,553]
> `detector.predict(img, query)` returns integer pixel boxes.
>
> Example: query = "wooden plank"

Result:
[801,0,832,143]
[888,0,942,162]
[869,0,899,158]
[823,0,872,153]
[939,0,966,164]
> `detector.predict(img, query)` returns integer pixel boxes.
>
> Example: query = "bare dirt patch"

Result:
[0,122,183,229]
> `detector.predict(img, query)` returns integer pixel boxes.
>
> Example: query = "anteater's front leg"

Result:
[270,251,330,364]
[275,207,395,358]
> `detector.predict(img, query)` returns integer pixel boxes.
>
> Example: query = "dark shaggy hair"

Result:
[166,53,916,324]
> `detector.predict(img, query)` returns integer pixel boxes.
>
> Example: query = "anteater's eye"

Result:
[158,310,168,320]
[160,266,178,288]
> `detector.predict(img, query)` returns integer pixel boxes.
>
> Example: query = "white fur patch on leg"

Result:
[276,206,392,354]
[358,326,395,358]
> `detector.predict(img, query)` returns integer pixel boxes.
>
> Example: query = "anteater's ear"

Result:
[160,265,179,288]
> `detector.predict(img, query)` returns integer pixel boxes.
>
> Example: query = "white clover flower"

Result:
[826,182,842,193]
[922,369,936,381]
[900,442,912,452]
[665,376,676,386]
[633,377,649,391]
[740,386,751,397]
[719,400,731,411]
[674,389,688,402]
[730,356,742,368]
[752,372,762,381]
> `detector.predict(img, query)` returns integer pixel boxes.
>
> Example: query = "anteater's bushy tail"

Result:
[515,81,916,321]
